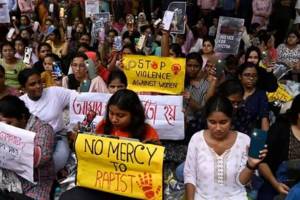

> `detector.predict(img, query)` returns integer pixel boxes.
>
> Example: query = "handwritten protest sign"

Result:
[85,0,100,18]
[267,83,293,102]
[167,1,186,34]
[122,55,186,94]
[69,92,185,140]
[0,0,10,24]
[76,134,164,199]
[214,16,244,55]
[0,122,35,182]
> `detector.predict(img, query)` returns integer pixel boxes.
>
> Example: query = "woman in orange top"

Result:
[96,89,159,143]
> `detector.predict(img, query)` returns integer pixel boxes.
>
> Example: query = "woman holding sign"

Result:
[184,95,267,200]
[0,95,55,200]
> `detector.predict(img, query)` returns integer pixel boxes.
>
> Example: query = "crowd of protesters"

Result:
[0,0,300,200]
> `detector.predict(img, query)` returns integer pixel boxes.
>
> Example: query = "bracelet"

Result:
[246,161,257,171]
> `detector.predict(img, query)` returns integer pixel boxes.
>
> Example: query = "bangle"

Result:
[246,161,257,171]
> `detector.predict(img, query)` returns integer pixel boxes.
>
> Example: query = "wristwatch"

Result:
[246,161,257,170]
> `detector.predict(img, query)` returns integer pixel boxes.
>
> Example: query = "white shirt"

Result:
[184,130,250,200]
[20,86,73,133]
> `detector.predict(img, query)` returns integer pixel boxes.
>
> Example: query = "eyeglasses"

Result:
[242,73,257,79]
[71,63,86,69]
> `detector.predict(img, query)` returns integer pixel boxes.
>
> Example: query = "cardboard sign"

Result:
[167,1,186,34]
[214,16,244,55]
[70,92,185,140]
[85,0,100,18]
[75,134,164,199]
[267,84,293,102]
[0,122,35,182]
[0,0,10,24]
[122,55,186,94]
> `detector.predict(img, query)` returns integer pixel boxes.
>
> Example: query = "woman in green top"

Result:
[0,41,26,88]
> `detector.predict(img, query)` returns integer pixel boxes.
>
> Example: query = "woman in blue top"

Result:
[238,62,269,131]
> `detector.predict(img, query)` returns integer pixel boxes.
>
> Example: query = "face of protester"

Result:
[108,105,131,130]
[247,51,259,65]
[24,74,43,101]
[79,35,91,45]
[107,31,116,44]
[287,33,299,46]
[20,30,30,40]
[15,40,25,55]
[267,35,275,49]
[207,111,231,140]
[76,23,85,33]
[43,57,54,71]
[20,16,29,26]
[108,78,126,94]
[239,67,258,89]
[2,45,15,61]
[202,41,214,55]
[38,46,51,60]
[73,17,80,27]
[71,57,88,81]
[0,115,26,129]
[227,93,243,110]
[186,59,201,79]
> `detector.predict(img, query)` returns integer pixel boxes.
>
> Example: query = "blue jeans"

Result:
[175,162,185,182]
[286,182,300,200]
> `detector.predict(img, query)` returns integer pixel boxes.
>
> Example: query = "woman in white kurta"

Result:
[184,95,267,200]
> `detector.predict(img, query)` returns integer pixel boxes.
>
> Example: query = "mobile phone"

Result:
[162,11,175,31]
[67,26,72,39]
[136,35,146,50]
[80,79,91,92]
[53,62,63,79]
[33,21,39,32]
[114,36,122,52]
[248,129,268,159]
[215,59,225,78]
[59,7,65,18]
[7,28,15,40]
[154,18,162,26]
[12,16,16,21]
[23,47,32,65]
[49,3,54,13]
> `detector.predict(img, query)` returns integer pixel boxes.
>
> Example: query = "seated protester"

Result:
[0,95,55,200]
[18,69,73,173]
[90,69,126,93]
[106,70,127,94]
[62,52,107,93]
[32,43,52,73]
[183,53,217,144]
[46,28,69,58]
[218,79,253,136]
[0,41,26,88]
[244,46,278,92]
[60,89,159,200]
[258,94,300,200]
[224,55,239,81]
[238,62,270,131]
[41,53,63,88]
[0,65,20,99]
[184,95,267,200]
[76,43,98,80]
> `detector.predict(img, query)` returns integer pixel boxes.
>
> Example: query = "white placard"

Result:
[0,0,10,24]
[85,0,100,18]
[70,93,185,140]
[0,122,35,182]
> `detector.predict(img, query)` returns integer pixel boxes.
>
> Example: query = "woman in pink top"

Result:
[252,0,272,29]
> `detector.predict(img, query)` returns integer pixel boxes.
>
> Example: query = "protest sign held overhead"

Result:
[0,122,35,182]
[122,55,186,94]
[70,92,185,140]
[0,0,10,24]
[85,0,100,18]
[214,16,244,55]
[167,1,186,34]
[76,134,164,199]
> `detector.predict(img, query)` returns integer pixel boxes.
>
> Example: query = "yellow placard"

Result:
[267,84,293,102]
[122,55,186,94]
[75,134,165,200]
